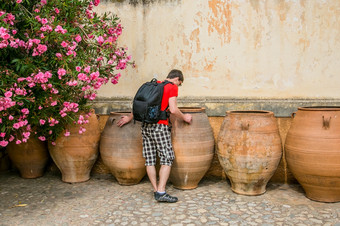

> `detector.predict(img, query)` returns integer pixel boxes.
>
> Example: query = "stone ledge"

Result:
[92,97,340,117]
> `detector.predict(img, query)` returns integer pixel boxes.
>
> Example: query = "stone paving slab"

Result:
[0,171,339,226]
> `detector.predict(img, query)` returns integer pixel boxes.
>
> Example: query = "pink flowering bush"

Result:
[0,0,132,147]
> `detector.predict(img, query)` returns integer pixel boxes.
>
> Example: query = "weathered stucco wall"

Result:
[96,0,340,102]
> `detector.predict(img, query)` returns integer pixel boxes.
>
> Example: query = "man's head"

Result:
[166,69,183,87]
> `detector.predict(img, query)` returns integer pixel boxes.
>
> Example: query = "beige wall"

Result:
[96,0,340,100]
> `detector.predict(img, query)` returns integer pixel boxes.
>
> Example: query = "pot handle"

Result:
[291,112,296,118]
[322,116,331,129]
[241,122,250,130]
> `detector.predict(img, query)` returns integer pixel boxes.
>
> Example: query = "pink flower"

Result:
[21,108,29,115]
[51,88,59,94]
[4,91,12,98]
[75,35,82,43]
[38,136,46,141]
[41,0,47,6]
[3,13,15,25]
[16,0,22,3]
[55,8,60,14]
[23,132,30,139]
[111,78,118,84]
[56,53,62,58]
[51,101,57,106]
[41,18,48,24]
[66,50,74,56]
[78,73,88,81]
[8,115,14,120]
[61,41,68,48]
[0,140,8,147]
[35,15,41,22]
[93,0,100,6]
[97,36,104,45]
[37,44,47,53]
[48,118,59,126]
[55,25,67,34]
[76,66,82,72]
[64,131,70,136]
[84,66,91,73]
[89,93,96,100]
[57,68,66,79]
[13,123,20,129]
[39,119,46,125]
[54,25,63,33]
[66,80,78,86]
[16,140,22,144]
[90,71,99,80]
[0,133,5,137]
[12,30,17,35]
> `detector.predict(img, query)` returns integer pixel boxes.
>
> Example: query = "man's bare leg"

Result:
[146,165,158,192]
[157,165,171,192]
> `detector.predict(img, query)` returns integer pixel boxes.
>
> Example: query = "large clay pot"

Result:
[49,110,100,183]
[100,112,145,185]
[285,106,340,202]
[7,138,49,178]
[217,111,282,195]
[169,107,214,189]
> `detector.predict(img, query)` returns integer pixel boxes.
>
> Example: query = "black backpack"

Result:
[133,78,172,123]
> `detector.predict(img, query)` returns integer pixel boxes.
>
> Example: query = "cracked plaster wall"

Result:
[96,0,340,100]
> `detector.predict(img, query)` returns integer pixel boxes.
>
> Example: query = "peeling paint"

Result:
[277,0,291,22]
[208,0,232,44]
[190,28,201,53]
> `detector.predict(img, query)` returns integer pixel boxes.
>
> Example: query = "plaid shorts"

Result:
[141,123,175,166]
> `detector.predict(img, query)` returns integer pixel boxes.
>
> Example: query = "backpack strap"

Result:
[159,80,173,121]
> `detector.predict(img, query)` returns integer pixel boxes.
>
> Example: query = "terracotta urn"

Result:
[169,107,214,189]
[285,106,340,202]
[217,110,282,195]
[7,137,49,178]
[100,112,146,185]
[48,110,100,183]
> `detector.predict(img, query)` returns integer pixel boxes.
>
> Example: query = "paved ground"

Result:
[0,171,339,226]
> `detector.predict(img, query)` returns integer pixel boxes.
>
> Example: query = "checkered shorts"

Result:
[141,123,175,166]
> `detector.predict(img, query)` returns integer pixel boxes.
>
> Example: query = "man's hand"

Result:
[116,114,133,127]
[183,113,192,124]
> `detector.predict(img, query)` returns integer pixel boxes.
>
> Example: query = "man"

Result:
[116,69,192,203]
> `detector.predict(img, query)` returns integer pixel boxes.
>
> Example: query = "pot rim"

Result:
[226,110,273,115]
[298,106,340,111]
[178,107,206,113]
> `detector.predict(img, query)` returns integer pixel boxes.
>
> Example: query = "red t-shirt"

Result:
[158,81,178,125]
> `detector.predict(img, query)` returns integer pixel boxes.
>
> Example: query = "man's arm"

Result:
[168,96,192,123]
